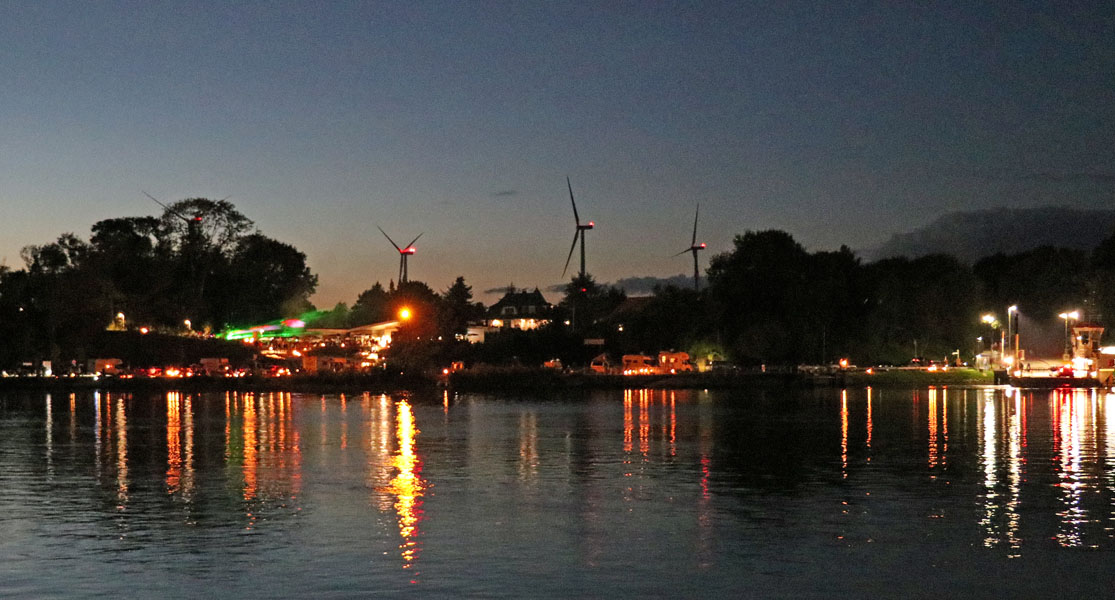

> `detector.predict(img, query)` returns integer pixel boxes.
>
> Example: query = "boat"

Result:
[1006,321,1115,388]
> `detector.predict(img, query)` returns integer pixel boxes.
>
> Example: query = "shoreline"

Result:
[448,367,995,391]
[0,367,998,394]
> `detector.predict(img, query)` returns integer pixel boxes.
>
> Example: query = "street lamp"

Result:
[981,314,999,363]
[399,307,412,321]
[1058,310,1080,359]
[1006,305,1018,366]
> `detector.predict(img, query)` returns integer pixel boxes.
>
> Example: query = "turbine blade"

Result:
[377,226,402,251]
[562,231,579,277]
[567,176,580,225]
[405,232,424,249]
[673,248,691,257]
[143,191,190,223]
[691,203,699,246]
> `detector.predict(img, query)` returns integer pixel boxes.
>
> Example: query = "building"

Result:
[486,287,552,330]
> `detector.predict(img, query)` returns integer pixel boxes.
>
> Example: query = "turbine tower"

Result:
[562,177,595,279]
[674,204,706,290]
[378,226,423,283]
[143,191,209,320]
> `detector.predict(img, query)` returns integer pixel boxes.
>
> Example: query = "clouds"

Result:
[964,168,1115,186]
[541,274,692,296]
[1015,172,1115,185]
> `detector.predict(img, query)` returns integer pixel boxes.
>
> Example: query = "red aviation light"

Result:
[699,243,706,248]
[193,216,203,222]
[587,221,595,228]
[404,247,417,254]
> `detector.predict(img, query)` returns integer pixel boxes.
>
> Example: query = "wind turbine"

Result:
[142,191,210,322]
[378,226,423,283]
[144,191,204,227]
[562,177,595,279]
[674,204,706,290]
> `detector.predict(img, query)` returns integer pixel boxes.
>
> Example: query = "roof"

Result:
[606,296,653,320]
[488,288,551,313]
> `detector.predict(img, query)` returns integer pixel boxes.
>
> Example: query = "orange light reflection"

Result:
[379,400,427,575]
[840,389,848,479]
[167,392,182,494]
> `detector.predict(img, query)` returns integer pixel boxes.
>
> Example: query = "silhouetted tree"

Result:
[864,254,979,363]
[975,247,1090,323]
[0,199,319,368]
[440,276,484,337]
[616,285,705,355]
[558,273,626,336]
[706,230,813,363]
[212,233,317,326]
[349,282,390,326]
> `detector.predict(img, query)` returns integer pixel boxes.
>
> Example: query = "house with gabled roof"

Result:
[485,287,553,330]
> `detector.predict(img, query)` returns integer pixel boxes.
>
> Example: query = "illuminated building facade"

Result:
[485,288,552,330]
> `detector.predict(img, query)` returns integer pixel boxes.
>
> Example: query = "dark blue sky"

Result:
[2,1,1112,304]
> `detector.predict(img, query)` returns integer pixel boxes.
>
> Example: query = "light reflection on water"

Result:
[0,387,1114,597]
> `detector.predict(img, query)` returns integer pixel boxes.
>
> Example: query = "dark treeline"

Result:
[0,199,488,368]
[2,198,1113,370]
[603,228,1115,366]
[1,199,317,367]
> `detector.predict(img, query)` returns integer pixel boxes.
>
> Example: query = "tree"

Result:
[0,198,319,368]
[0,267,33,367]
[159,198,255,326]
[864,254,979,363]
[1091,229,1115,328]
[616,284,704,355]
[440,276,483,337]
[87,216,173,325]
[19,233,108,364]
[349,282,390,326]
[705,230,812,363]
[389,280,441,340]
[308,302,350,328]
[704,231,875,364]
[975,247,1090,321]
[558,273,626,336]
[212,233,318,326]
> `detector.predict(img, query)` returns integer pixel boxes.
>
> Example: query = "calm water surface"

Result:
[1,387,1113,597]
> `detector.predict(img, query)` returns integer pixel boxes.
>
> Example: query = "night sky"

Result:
[2,1,1113,305]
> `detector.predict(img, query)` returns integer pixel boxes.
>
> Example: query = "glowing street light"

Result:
[184,319,192,330]
[980,314,1000,364]
[399,307,412,321]
[1006,305,1018,366]
[1058,310,1081,359]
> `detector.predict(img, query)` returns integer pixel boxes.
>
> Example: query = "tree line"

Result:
[602,228,1115,367]
[2,198,1113,370]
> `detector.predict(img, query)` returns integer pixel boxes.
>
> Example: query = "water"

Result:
[1,387,1113,597]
